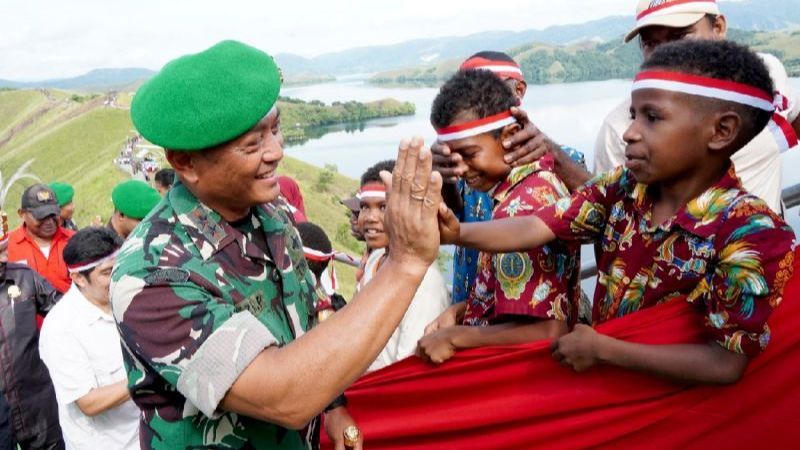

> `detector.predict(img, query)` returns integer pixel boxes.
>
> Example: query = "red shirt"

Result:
[537,166,796,356]
[463,156,581,327]
[7,225,74,293]
[278,176,307,223]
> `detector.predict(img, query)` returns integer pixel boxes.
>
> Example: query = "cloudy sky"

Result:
[1,0,633,81]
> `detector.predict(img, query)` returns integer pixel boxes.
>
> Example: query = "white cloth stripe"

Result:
[356,191,386,200]
[475,65,523,75]
[632,79,774,111]
[437,116,517,142]
[67,249,120,274]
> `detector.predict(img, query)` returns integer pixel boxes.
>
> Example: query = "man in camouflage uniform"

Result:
[111,40,444,450]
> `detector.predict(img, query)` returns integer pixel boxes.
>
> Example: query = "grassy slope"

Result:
[0,90,363,297]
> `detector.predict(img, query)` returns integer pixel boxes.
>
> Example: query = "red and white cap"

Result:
[459,56,525,82]
[625,0,721,43]
[435,110,517,142]
[633,70,798,152]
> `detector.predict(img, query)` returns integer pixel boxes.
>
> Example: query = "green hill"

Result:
[0,89,363,297]
[370,28,800,86]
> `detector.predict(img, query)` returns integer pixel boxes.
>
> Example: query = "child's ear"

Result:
[500,122,522,142]
[708,111,742,153]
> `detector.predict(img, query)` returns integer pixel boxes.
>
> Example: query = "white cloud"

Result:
[0,0,631,80]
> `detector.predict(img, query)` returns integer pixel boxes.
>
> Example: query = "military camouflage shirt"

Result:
[110,181,321,449]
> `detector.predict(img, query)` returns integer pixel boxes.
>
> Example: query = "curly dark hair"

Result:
[430,69,516,135]
[360,160,395,186]
[296,222,332,278]
[642,39,774,143]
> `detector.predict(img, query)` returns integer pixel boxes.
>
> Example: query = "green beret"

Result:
[112,180,161,220]
[49,182,74,206]
[131,40,282,151]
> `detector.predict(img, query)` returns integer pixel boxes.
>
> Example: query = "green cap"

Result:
[48,182,74,207]
[131,40,282,151]
[112,180,161,220]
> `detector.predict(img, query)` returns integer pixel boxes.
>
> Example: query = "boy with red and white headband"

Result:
[595,0,800,214]
[439,40,796,383]
[418,69,580,365]
[355,160,450,372]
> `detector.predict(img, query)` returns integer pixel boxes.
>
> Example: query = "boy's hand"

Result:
[431,141,468,183]
[417,328,458,365]
[550,324,602,372]
[325,406,363,450]
[381,137,444,270]
[502,107,560,167]
[437,203,460,245]
[424,303,463,336]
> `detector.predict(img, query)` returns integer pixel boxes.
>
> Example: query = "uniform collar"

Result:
[167,181,288,261]
[490,154,556,204]
[622,165,743,239]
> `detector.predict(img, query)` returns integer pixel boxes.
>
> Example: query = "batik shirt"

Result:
[110,181,322,450]
[463,156,580,327]
[452,146,586,303]
[538,166,796,356]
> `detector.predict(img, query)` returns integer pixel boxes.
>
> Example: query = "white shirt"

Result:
[39,285,140,450]
[594,53,799,214]
[358,248,451,372]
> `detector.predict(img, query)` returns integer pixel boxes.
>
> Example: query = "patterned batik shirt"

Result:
[451,146,586,304]
[462,156,581,327]
[110,181,322,450]
[537,166,796,356]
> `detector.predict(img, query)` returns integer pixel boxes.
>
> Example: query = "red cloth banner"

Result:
[324,249,800,449]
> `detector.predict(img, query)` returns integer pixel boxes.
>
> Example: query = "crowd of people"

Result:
[0,0,799,449]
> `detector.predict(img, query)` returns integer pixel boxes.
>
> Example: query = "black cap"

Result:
[340,196,360,214]
[21,184,60,220]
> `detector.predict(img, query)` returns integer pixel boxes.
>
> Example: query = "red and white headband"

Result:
[636,0,719,22]
[436,110,517,142]
[633,70,798,152]
[356,184,386,200]
[460,57,524,82]
[67,249,120,274]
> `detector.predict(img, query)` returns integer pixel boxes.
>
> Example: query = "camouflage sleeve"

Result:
[112,272,279,418]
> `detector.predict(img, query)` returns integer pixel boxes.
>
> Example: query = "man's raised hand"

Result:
[380,136,444,270]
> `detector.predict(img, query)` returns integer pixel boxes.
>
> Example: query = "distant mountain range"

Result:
[0,68,155,92]
[2,0,797,91]
[275,0,800,76]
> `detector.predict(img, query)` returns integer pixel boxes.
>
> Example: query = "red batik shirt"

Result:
[537,165,796,356]
[463,155,581,327]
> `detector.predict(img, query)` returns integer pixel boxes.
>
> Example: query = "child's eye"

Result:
[380,205,386,212]
[646,112,659,123]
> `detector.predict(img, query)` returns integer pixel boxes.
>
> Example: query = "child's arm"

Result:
[551,325,748,384]
[418,320,567,365]
[439,206,556,253]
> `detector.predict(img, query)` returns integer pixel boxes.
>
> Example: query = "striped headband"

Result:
[636,0,718,21]
[632,70,798,153]
[436,110,517,142]
[303,247,336,263]
[67,249,120,274]
[460,57,524,82]
[356,184,386,200]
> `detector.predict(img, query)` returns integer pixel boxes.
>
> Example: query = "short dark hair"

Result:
[154,168,176,188]
[63,227,122,278]
[296,222,332,278]
[360,160,395,186]
[642,39,774,144]
[465,51,517,64]
[430,69,517,134]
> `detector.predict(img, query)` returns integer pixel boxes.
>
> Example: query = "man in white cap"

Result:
[594,0,800,215]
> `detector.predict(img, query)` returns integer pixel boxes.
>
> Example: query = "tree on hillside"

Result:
[0,159,40,208]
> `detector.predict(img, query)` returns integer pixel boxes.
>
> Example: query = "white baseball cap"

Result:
[625,0,722,43]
